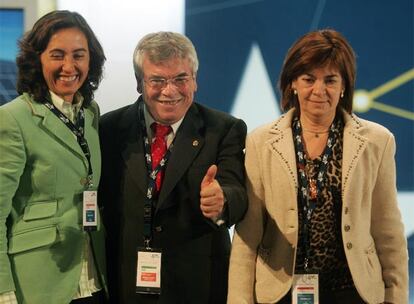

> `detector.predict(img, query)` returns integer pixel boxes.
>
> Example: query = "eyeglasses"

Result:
[144,75,192,90]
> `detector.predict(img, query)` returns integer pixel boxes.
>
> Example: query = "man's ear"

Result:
[135,72,143,93]
[137,81,143,94]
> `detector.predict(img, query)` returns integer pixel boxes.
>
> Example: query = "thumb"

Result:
[201,164,217,188]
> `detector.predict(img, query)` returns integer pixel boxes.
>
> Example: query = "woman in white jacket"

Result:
[228,29,408,304]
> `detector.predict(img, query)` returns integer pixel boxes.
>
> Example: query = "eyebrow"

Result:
[48,48,88,53]
[175,72,190,77]
[304,72,340,78]
[150,72,190,79]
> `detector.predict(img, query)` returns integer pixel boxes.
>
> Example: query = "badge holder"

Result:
[136,244,162,295]
[292,273,319,304]
[83,190,97,231]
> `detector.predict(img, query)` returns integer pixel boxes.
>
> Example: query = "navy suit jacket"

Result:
[99,98,247,304]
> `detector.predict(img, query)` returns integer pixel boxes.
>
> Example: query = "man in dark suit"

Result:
[99,32,248,304]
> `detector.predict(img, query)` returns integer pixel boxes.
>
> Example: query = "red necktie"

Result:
[151,123,172,191]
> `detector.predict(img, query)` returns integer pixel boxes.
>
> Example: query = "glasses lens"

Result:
[146,76,191,90]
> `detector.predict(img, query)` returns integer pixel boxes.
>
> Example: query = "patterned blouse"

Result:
[293,114,355,291]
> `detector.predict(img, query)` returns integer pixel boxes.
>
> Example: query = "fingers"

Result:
[200,164,224,219]
[200,207,221,218]
[200,179,224,219]
[200,195,224,218]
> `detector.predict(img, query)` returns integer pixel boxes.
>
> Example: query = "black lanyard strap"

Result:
[44,101,93,187]
[138,101,174,245]
[293,115,342,271]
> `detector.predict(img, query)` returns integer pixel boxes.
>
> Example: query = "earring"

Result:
[293,89,298,95]
[340,90,344,98]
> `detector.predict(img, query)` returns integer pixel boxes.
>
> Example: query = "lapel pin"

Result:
[192,140,199,146]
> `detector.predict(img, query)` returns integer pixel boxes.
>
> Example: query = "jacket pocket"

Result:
[23,200,57,221]
[8,225,58,254]
[364,242,382,280]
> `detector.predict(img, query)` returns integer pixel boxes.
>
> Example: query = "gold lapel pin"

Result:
[192,140,199,146]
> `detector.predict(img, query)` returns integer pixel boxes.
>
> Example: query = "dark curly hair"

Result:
[16,10,106,106]
[279,29,356,114]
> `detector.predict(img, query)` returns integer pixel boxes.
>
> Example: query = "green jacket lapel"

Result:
[28,97,88,166]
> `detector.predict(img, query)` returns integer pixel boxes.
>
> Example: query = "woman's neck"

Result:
[299,113,335,159]
[300,113,335,133]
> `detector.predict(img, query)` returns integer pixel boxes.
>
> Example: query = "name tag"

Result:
[136,248,162,294]
[83,190,97,230]
[292,274,319,304]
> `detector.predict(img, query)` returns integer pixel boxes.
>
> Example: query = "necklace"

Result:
[302,129,330,138]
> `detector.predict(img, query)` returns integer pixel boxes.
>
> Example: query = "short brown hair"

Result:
[278,29,356,113]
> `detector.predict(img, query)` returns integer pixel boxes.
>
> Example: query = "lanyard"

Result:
[44,101,93,188]
[138,101,174,247]
[293,116,341,271]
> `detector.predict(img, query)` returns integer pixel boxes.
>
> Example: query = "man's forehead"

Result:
[145,54,189,65]
[143,56,192,74]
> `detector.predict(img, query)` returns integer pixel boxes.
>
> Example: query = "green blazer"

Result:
[0,93,107,304]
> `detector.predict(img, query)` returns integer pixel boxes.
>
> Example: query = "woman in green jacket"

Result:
[0,10,107,304]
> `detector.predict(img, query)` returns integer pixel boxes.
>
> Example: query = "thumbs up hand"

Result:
[200,165,225,219]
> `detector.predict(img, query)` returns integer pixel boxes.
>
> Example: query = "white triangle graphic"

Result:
[230,43,280,131]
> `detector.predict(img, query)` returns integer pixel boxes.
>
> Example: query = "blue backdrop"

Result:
[186,0,413,190]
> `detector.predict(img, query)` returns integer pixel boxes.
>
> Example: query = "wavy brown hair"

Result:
[16,10,105,106]
[278,29,356,114]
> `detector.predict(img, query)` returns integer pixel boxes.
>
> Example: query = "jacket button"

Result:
[344,207,349,214]
[346,242,353,250]
[155,226,162,232]
[344,225,350,232]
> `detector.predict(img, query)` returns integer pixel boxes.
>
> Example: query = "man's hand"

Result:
[200,165,225,219]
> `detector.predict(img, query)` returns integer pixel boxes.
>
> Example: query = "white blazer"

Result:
[228,109,408,304]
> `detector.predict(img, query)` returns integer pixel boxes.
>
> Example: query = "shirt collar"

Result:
[49,91,83,113]
[143,103,183,137]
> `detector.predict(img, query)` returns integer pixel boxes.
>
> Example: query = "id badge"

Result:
[292,274,319,304]
[136,248,162,294]
[83,190,97,230]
